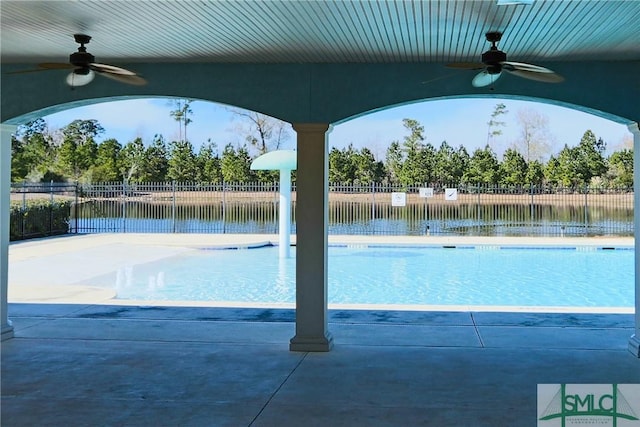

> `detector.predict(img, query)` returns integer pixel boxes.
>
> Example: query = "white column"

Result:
[1,124,17,341]
[289,123,333,352]
[629,121,640,357]
[279,168,291,258]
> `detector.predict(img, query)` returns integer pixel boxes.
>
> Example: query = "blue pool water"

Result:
[104,245,634,308]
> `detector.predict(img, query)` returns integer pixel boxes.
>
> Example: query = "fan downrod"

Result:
[70,34,95,67]
[482,31,506,68]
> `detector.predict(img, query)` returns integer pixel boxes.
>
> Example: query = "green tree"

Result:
[401,141,435,185]
[574,130,607,185]
[119,138,146,182]
[398,118,427,185]
[57,119,104,181]
[434,141,469,185]
[525,160,545,185]
[463,145,501,185]
[11,133,28,181]
[555,145,581,186]
[11,119,56,182]
[500,148,528,186]
[329,145,357,183]
[385,118,436,185]
[451,146,470,184]
[169,99,193,142]
[220,144,253,182]
[197,141,222,183]
[329,145,384,185]
[606,148,633,187]
[90,138,122,182]
[487,103,508,145]
[143,135,169,182]
[384,141,403,184]
[354,147,385,185]
[167,140,198,182]
[544,155,562,186]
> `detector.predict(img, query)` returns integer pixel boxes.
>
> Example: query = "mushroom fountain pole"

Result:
[250,150,297,258]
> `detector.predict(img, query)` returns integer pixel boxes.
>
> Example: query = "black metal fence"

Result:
[9,182,77,240]
[9,181,635,239]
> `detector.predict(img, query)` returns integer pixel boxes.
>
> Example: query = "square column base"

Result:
[290,333,334,352]
[629,334,640,358]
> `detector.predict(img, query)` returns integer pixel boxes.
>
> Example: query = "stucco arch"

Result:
[2,60,639,355]
[2,62,639,126]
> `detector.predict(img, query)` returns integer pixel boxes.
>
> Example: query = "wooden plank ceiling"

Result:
[1,0,639,64]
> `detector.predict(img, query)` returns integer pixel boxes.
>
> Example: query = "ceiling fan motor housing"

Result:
[482,48,506,74]
[69,51,95,67]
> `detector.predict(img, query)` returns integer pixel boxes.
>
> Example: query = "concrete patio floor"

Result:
[2,303,638,427]
[2,234,639,426]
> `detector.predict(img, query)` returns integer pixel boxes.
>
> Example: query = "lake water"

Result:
[72,200,634,237]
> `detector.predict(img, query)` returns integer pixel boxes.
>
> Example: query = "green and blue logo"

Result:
[538,384,640,427]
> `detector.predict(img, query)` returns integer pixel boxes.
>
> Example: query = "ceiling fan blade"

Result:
[501,61,564,83]
[37,62,76,70]
[97,70,147,86]
[5,63,75,74]
[420,74,455,85]
[501,61,554,73]
[503,68,564,83]
[90,63,137,75]
[472,70,502,87]
[446,62,485,70]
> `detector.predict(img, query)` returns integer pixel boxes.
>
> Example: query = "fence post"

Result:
[222,181,226,234]
[584,184,589,236]
[477,183,481,235]
[49,180,54,236]
[423,183,429,235]
[122,180,127,233]
[74,181,79,234]
[530,183,534,234]
[172,181,177,233]
[371,182,376,234]
[21,182,26,239]
[274,181,279,234]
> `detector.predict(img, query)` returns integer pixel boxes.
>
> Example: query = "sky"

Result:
[40,97,632,160]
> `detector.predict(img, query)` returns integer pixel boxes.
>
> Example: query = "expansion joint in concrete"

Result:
[628,334,640,358]
[1,321,14,341]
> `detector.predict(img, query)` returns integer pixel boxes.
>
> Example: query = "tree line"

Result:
[333,117,632,188]
[10,106,633,188]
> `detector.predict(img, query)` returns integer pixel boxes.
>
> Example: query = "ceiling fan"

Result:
[448,32,564,88]
[10,34,147,87]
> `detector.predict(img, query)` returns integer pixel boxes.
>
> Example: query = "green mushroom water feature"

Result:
[250,150,296,258]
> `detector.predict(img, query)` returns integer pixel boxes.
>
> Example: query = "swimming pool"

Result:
[95,244,634,308]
